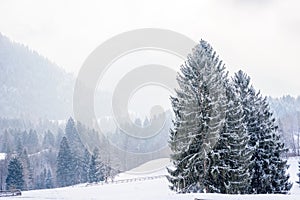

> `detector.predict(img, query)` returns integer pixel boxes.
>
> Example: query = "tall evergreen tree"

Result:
[65,117,85,152]
[19,148,34,190]
[168,40,228,193]
[256,96,292,194]
[6,157,25,190]
[208,84,252,194]
[233,70,292,194]
[65,117,85,184]
[56,137,74,187]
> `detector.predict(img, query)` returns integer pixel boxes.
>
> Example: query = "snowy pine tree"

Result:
[19,148,34,190]
[88,147,104,183]
[233,70,292,194]
[208,84,252,194]
[65,118,85,151]
[81,148,90,183]
[56,136,74,187]
[6,157,25,190]
[256,96,292,194]
[65,117,86,184]
[168,40,227,193]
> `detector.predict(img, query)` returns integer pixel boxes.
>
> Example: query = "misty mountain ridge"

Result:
[1,32,300,135]
[0,32,74,120]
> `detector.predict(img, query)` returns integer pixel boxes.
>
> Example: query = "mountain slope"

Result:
[0,33,73,119]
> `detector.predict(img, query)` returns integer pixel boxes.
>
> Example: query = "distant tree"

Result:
[81,148,90,183]
[56,137,74,187]
[297,161,300,186]
[88,147,104,183]
[19,148,34,190]
[65,117,85,184]
[0,154,11,190]
[6,157,25,190]
[41,168,47,189]
[1,130,10,153]
[43,130,55,148]
[16,137,23,156]
[55,128,64,148]
[35,174,41,189]
[36,168,47,189]
[27,129,39,153]
[65,117,84,151]
[20,131,28,148]
[45,169,53,189]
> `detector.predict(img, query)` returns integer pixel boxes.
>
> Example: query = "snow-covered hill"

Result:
[3,157,300,200]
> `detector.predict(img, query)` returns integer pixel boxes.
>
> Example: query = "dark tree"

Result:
[6,157,25,190]
[45,169,53,189]
[81,148,90,183]
[56,137,74,187]
[208,85,252,194]
[43,130,55,148]
[233,70,292,194]
[88,147,104,183]
[65,117,85,184]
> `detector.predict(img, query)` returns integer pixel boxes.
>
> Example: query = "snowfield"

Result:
[3,157,300,200]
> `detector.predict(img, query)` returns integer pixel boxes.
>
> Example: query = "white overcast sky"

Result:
[0,0,300,97]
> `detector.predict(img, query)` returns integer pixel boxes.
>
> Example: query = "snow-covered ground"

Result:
[0,153,6,160]
[3,157,300,200]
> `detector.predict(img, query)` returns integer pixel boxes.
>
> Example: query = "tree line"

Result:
[0,117,117,190]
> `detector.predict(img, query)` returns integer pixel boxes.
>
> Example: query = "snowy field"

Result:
[2,157,300,200]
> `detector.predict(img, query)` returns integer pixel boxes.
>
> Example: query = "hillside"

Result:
[0,33,73,120]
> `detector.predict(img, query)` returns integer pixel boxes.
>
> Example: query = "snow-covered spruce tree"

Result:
[18,148,34,190]
[233,70,292,194]
[257,96,292,193]
[88,147,104,183]
[65,117,86,184]
[56,136,74,187]
[168,40,227,193]
[6,157,25,190]
[232,71,260,193]
[81,148,91,183]
[208,83,252,194]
